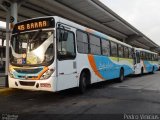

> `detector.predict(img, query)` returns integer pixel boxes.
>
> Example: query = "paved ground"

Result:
[0,71,160,120]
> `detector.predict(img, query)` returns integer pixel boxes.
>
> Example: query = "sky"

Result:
[99,0,160,46]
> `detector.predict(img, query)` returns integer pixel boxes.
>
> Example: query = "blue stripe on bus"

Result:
[93,55,133,80]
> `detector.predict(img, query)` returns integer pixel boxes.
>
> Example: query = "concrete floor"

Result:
[0,71,160,120]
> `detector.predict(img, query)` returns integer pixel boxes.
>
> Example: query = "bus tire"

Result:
[151,66,154,74]
[79,72,87,94]
[141,67,144,75]
[119,68,124,82]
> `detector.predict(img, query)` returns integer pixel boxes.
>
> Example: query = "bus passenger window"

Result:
[90,35,101,55]
[57,29,76,60]
[129,48,133,59]
[111,42,117,57]
[118,44,124,58]
[124,47,129,58]
[102,39,110,56]
[77,31,89,54]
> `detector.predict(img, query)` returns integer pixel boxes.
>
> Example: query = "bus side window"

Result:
[118,44,124,58]
[89,35,101,55]
[102,39,110,56]
[57,29,76,60]
[77,30,89,54]
[110,42,117,57]
[129,48,132,59]
[124,47,129,58]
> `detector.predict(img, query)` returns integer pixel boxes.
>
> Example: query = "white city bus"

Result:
[9,16,135,93]
[133,48,159,74]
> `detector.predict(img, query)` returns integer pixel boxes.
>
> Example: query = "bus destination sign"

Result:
[13,17,54,33]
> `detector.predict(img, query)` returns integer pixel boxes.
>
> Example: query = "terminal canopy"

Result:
[0,0,160,53]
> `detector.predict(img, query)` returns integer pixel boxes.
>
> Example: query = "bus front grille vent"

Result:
[19,81,35,86]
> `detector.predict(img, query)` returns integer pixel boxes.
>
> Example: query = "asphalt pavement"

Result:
[0,71,160,120]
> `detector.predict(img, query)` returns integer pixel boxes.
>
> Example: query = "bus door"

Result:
[56,28,77,91]
[132,49,136,65]
[136,51,141,64]
[135,51,141,71]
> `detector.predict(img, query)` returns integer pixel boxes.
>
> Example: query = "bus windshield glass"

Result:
[10,30,54,66]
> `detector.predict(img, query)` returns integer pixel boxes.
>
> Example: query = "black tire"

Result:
[79,72,87,94]
[119,69,124,82]
[141,67,144,76]
[151,66,154,74]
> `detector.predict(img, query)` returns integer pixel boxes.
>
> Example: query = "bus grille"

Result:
[19,81,35,86]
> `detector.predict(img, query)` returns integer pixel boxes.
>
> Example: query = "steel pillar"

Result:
[11,2,17,24]
[4,1,18,87]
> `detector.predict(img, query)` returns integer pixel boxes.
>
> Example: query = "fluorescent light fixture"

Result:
[0,21,6,28]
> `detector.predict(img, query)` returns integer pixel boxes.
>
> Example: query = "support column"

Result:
[5,10,10,87]
[0,38,4,65]
[5,2,18,87]
[11,2,18,24]
[1,37,4,66]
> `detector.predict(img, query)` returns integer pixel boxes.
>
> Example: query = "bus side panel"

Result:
[143,61,154,73]
[76,54,98,84]
[86,55,134,81]
[118,58,134,76]
[151,61,159,71]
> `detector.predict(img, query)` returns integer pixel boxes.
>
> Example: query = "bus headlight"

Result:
[40,69,54,80]
[9,70,14,78]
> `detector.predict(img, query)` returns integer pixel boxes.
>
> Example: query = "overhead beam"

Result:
[91,0,139,34]
[36,0,127,39]
[150,47,160,52]
[125,34,143,44]
[142,37,159,48]
[22,2,55,16]
[0,1,10,12]
[131,41,150,50]
[88,0,138,34]
[19,6,46,18]
[0,4,8,11]
[17,0,27,8]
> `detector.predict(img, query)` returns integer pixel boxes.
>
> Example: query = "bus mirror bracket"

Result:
[59,30,68,42]
[63,31,68,41]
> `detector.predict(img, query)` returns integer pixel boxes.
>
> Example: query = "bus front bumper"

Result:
[8,76,57,92]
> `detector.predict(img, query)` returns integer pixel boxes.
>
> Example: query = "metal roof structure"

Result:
[0,0,160,53]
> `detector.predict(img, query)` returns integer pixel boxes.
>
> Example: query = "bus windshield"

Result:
[10,30,54,66]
